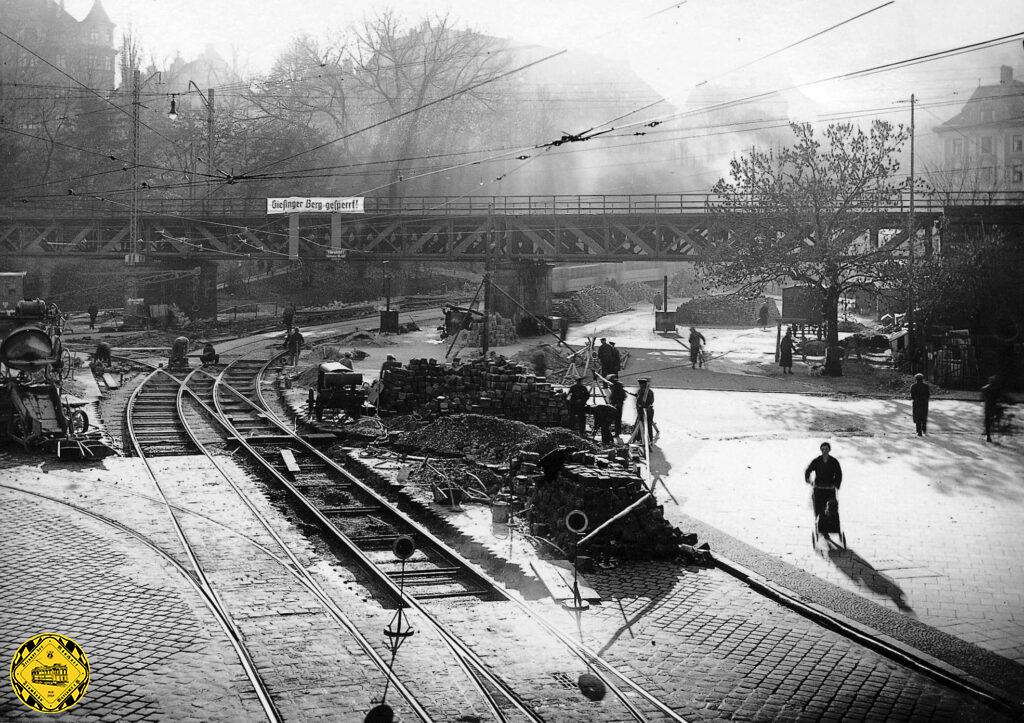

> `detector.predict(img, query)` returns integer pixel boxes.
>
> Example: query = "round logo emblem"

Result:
[10,633,90,713]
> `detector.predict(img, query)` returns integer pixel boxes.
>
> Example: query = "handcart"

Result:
[810,485,846,549]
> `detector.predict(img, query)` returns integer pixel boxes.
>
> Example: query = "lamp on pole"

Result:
[168,81,216,183]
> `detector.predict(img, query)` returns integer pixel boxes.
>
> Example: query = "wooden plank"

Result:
[279,449,301,473]
[530,560,600,602]
[102,373,120,390]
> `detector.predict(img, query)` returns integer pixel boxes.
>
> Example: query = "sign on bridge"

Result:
[267,197,364,214]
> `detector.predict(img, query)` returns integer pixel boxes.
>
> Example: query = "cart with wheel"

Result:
[810,485,846,548]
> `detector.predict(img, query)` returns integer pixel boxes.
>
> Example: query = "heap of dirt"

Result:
[552,285,630,322]
[390,413,595,464]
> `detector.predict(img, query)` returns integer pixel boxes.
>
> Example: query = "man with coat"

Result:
[805,442,843,534]
[87,303,99,330]
[567,377,590,436]
[910,373,930,436]
[597,338,615,376]
[286,327,304,366]
[635,377,655,442]
[688,327,706,369]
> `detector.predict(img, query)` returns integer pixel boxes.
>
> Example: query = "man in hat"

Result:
[607,374,627,436]
[591,402,617,445]
[380,354,401,378]
[597,337,615,376]
[688,327,706,369]
[567,377,590,436]
[909,372,930,436]
[635,378,655,442]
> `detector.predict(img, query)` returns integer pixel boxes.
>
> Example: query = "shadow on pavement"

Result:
[648,445,678,505]
[819,538,914,613]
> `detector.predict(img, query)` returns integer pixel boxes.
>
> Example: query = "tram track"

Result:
[207,355,686,722]
[123,359,559,721]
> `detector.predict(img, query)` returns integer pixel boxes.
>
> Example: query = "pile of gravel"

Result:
[676,295,771,326]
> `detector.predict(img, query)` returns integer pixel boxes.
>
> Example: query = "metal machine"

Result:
[0,299,113,459]
[312,361,369,421]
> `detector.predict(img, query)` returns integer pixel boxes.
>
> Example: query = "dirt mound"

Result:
[676,294,773,326]
[390,413,594,463]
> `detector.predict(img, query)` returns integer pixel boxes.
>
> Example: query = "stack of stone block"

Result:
[379,357,568,425]
[453,312,517,349]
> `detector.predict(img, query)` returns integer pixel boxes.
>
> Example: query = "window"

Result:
[952,138,964,156]
[1014,135,1023,153]
[981,106,994,123]
[981,136,993,154]
[1015,166,1024,183]
[89,30,99,42]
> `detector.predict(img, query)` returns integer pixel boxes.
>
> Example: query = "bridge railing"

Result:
[2,191,1023,217]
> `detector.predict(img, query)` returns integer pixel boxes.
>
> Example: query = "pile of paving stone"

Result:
[617,281,658,304]
[378,357,569,425]
[513,448,704,562]
[676,295,778,326]
[389,414,588,464]
[552,285,630,322]
[451,312,517,348]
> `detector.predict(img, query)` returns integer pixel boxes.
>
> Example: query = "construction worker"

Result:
[635,378,655,442]
[169,336,190,369]
[567,377,590,436]
[286,327,304,366]
[87,302,99,330]
[597,338,615,375]
[200,342,220,366]
[282,305,295,332]
[591,402,617,445]
[607,374,626,436]
[688,327,706,369]
[380,354,401,378]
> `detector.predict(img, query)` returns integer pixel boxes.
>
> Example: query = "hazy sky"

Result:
[62,0,1024,120]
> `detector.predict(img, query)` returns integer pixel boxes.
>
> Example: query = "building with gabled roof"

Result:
[934,65,1024,192]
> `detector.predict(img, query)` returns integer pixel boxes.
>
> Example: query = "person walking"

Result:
[607,342,622,375]
[286,327,304,366]
[635,377,655,442]
[607,374,626,436]
[805,442,843,534]
[757,302,769,331]
[982,375,1003,443]
[780,329,796,375]
[282,305,295,333]
[567,377,590,436]
[688,327,706,369]
[910,372,930,436]
[87,302,99,330]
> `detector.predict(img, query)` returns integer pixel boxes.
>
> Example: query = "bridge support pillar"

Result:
[490,261,551,323]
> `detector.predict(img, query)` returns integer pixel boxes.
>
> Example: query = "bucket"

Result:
[491,501,509,524]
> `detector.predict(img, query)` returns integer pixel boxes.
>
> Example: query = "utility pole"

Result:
[128,67,141,266]
[907,93,916,371]
[482,204,493,356]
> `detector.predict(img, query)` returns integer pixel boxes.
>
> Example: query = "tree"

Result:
[702,121,911,375]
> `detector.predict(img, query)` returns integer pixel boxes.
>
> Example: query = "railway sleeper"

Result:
[413,588,491,601]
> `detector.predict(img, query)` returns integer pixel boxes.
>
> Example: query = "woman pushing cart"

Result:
[805,442,846,548]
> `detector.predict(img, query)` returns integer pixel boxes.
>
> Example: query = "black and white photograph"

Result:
[1,0,1022,720]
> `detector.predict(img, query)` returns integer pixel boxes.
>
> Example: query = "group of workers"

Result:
[566,371,656,447]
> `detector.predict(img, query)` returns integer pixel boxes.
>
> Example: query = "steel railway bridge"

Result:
[2,192,1021,263]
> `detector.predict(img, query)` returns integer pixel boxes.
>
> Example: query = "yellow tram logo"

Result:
[10,633,90,713]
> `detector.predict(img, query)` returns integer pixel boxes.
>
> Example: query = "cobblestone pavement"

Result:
[650,389,1024,665]
[544,561,1011,722]
[0,484,265,722]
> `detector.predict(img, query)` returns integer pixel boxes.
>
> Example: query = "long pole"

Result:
[130,67,141,262]
[907,93,916,370]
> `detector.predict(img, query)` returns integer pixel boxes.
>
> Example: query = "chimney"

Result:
[1000,65,1013,84]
